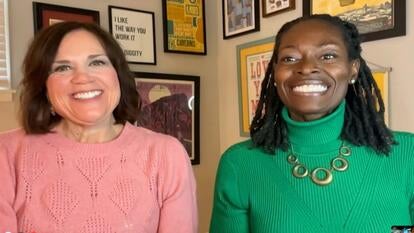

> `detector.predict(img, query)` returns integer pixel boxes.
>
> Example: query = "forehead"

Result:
[55,29,106,57]
[279,19,345,46]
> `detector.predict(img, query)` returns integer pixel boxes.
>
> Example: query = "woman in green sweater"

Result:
[210,14,414,232]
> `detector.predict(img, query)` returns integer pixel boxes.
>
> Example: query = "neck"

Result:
[55,118,123,143]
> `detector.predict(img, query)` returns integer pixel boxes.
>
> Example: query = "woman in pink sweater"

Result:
[0,22,197,233]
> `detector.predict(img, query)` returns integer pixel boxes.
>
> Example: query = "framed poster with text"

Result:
[237,37,274,136]
[162,0,207,55]
[109,6,156,65]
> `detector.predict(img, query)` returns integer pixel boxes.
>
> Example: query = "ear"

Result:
[350,59,360,82]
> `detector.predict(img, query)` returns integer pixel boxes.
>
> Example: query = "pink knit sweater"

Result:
[0,123,197,233]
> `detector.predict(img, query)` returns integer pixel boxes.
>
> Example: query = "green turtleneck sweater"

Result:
[210,102,414,233]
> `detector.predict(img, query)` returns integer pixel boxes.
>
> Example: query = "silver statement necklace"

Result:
[287,142,352,186]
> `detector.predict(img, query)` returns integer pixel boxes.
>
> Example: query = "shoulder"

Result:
[220,139,269,166]
[0,128,27,150]
[125,124,189,165]
[126,124,182,149]
[393,130,414,141]
[392,131,414,149]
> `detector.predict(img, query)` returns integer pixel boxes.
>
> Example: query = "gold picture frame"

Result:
[237,37,274,136]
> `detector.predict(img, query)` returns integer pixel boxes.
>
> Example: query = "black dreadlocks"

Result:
[250,14,395,155]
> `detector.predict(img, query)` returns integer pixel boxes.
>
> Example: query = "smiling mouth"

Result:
[292,84,328,94]
[73,90,103,99]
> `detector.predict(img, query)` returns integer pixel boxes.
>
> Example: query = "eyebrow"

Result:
[52,54,108,64]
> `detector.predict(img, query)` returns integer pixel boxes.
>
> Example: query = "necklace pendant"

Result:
[310,168,333,186]
[292,164,308,178]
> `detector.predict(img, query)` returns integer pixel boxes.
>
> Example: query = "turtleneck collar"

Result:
[281,101,346,154]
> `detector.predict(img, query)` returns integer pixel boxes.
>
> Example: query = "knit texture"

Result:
[0,123,197,233]
[210,102,414,233]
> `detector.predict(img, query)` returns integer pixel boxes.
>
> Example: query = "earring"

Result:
[50,106,56,116]
[349,79,356,84]
[273,82,277,87]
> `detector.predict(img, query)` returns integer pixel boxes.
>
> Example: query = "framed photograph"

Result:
[134,72,200,165]
[223,0,260,39]
[303,0,406,42]
[237,37,274,136]
[162,0,207,55]
[109,6,156,65]
[33,2,100,32]
[262,0,295,17]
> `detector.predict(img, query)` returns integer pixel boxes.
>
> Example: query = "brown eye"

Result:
[281,56,298,64]
[321,53,337,60]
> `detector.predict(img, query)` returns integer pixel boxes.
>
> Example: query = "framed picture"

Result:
[162,0,207,55]
[262,0,295,17]
[33,2,100,32]
[223,0,260,39]
[237,37,274,136]
[372,68,390,126]
[134,72,200,165]
[109,6,156,65]
[303,0,406,42]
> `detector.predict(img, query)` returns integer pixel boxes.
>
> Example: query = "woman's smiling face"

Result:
[274,19,360,122]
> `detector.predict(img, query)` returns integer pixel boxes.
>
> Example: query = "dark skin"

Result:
[274,19,360,122]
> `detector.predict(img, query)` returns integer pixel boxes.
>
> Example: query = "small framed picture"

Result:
[109,6,156,65]
[223,0,260,39]
[32,2,100,32]
[237,37,274,136]
[262,0,295,17]
[134,72,200,165]
[303,0,406,42]
[162,0,207,55]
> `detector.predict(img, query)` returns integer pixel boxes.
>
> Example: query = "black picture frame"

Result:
[108,6,156,65]
[134,72,200,165]
[222,0,260,39]
[33,2,100,32]
[303,0,406,42]
[162,0,207,55]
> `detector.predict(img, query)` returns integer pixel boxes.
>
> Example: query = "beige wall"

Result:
[1,1,413,233]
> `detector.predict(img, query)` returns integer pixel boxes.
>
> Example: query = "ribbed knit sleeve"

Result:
[405,133,414,223]
[210,147,249,233]
[0,135,18,233]
[157,136,198,233]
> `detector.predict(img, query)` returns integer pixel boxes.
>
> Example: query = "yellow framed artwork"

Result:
[372,69,390,126]
[237,37,274,136]
[162,0,206,55]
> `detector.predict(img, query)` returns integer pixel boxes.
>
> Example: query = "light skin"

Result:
[46,29,123,143]
[274,19,360,122]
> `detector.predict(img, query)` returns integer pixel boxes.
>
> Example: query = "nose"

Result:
[296,57,320,75]
[71,68,94,84]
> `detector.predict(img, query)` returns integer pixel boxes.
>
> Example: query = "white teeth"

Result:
[73,90,102,99]
[293,84,327,93]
